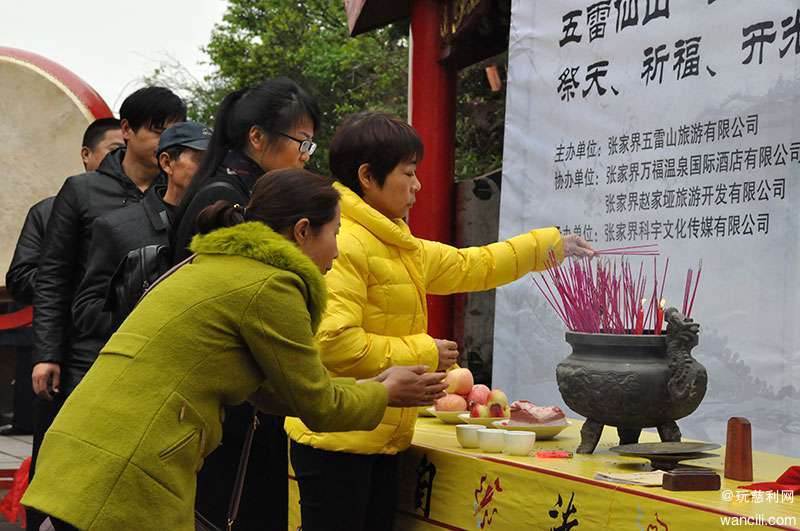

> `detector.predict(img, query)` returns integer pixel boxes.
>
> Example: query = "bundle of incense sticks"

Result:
[593,243,660,256]
[530,252,702,335]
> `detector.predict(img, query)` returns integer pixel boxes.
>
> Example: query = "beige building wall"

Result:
[0,54,94,284]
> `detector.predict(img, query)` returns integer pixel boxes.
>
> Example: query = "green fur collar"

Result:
[189,222,326,330]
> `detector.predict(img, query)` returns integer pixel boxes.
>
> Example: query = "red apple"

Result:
[467,384,491,406]
[435,394,468,412]
[445,368,474,395]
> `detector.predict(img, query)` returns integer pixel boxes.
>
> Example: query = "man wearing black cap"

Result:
[70,121,211,341]
[154,121,213,220]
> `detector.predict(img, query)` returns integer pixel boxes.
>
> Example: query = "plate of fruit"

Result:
[429,368,506,426]
[456,383,511,427]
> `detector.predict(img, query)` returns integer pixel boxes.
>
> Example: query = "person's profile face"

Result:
[296,204,341,274]
[362,159,421,220]
[166,147,204,195]
[82,128,124,172]
[123,119,177,171]
[257,118,315,172]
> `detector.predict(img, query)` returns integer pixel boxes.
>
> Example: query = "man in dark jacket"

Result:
[70,121,210,340]
[5,118,123,305]
[3,119,123,439]
[30,87,186,511]
[32,87,185,399]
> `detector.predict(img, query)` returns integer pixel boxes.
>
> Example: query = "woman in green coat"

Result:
[22,169,447,531]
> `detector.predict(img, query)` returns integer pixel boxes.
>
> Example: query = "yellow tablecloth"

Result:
[289,418,799,530]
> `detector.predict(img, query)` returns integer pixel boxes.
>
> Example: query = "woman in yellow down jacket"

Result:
[285,112,594,530]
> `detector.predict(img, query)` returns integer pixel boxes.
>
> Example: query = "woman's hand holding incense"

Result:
[563,234,595,258]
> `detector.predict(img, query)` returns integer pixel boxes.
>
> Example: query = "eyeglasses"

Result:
[276,132,317,156]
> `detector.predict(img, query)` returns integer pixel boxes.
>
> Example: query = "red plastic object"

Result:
[0,306,32,330]
[739,466,800,493]
[0,457,31,527]
[536,451,573,459]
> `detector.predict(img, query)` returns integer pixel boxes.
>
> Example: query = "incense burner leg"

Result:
[577,419,604,454]
[617,426,642,445]
[657,420,682,442]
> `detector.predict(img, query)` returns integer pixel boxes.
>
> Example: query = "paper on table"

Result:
[594,471,665,486]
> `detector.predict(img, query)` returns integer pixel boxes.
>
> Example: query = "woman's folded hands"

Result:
[366,365,447,407]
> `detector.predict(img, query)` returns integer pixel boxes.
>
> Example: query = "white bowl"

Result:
[431,408,470,425]
[491,419,571,440]
[455,424,483,448]
[504,430,536,456]
[457,412,509,427]
[477,428,507,453]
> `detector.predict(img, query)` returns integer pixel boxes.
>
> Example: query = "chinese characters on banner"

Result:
[495,0,800,457]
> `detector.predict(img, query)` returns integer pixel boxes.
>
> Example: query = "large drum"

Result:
[0,47,112,284]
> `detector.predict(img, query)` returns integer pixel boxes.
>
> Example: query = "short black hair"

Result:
[119,86,187,132]
[157,145,189,172]
[82,117,121,150]
[329,112,424,196]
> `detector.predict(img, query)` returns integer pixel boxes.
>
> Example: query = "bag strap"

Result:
[198,180,242,201]
[226,408,258,531]
[137,252,196,304]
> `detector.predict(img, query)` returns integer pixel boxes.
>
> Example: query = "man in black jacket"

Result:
[3,119,123,439]
[70,121,210,340]
[6,118,123,305]
[30,87,185,505]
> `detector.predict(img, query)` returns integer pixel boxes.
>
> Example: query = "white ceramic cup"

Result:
[455,424,483,448]
[477,428,507,453]
[504,430,536,456]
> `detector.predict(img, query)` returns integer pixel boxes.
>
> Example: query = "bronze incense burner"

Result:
[556,308,707,454]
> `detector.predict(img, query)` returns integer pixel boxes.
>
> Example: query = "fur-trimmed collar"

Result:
[189,222,326,331]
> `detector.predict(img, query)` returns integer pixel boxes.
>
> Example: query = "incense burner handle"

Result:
[665,307,700,402]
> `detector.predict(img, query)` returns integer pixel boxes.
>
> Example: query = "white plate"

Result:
[491,419,571,440]
[430,408,470,424]
[457,412,509,427]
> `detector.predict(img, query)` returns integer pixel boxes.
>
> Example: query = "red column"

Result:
[410,0,457,341]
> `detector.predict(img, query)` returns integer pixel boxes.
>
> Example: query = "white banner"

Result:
[495,0,800,456]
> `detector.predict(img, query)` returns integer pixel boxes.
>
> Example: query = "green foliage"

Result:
[150,0,505,180]
[184,0,408,174]
[454,57,507,181]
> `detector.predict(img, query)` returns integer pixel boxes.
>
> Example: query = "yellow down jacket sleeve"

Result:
[422,227,564,295]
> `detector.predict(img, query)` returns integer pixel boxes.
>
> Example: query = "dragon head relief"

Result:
[665,307,700,350]
[665,307,705,403]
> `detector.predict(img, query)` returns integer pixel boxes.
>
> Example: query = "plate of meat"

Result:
[491,401,571,440]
